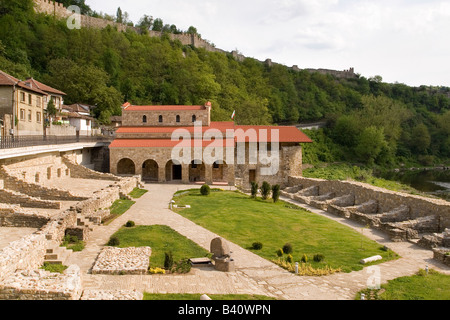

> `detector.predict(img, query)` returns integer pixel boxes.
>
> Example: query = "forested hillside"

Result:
[1,0,449,168]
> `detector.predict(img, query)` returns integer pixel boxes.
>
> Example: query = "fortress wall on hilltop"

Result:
[32,0,355,77]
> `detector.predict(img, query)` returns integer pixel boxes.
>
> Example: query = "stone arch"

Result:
[142,159,158,181]
[117,158,136,175]
[189,159,205,182]
[212,160,228,183]
[165,160,182,181]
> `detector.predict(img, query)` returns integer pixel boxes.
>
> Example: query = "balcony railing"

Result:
[0,135,112,150]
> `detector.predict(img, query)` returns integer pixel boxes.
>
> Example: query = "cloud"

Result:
[85,0,450,86]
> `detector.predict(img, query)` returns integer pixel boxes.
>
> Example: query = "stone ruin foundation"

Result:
[92,247,152,275]
[283,177,450,266]
[0,155,140,300]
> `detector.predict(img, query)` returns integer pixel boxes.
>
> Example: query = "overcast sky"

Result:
[87,0,450,87]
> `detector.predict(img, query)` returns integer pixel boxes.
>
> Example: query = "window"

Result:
[192,115,197,122]
[20,92,25,102]
[20,109,25,121]
[36,97,41,107]
[28,110,32,121]
[143,115,147,123]
[159,115,163,123]
[36,112,41,123]
[213,161,220,169]
[28,94,32,105]
[176,115,181,123]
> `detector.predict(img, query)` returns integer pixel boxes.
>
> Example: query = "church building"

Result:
[109,102,312,188]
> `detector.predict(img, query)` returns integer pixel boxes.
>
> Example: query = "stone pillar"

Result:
[227,164,235,186]
[182,164,189,184]
[205,164,213,185]
[158,166,166,183]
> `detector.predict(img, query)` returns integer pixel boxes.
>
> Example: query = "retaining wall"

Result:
[288,177,450,229]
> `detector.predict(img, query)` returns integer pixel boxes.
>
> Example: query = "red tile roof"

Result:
[110,138,236,148]
[0,70,48,95]
[111,122,312,148]
[24,78,66,96]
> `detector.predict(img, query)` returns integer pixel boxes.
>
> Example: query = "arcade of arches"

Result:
[113,156,232,185]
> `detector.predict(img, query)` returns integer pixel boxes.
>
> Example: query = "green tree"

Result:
[355,126,388,165]
[116,7,123,23]
[46,98,57,122]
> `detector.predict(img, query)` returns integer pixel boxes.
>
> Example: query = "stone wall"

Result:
[61,155,120,181]
[288,177,450,229]
[0,205,50,228]
[0,166,88,201]
[1,152,69,185]
[0,188,61,209]
[121,108,210,127]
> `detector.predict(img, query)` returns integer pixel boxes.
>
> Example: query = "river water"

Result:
[379,169,450,201]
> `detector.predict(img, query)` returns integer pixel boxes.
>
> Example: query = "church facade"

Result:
[109,102,312,188]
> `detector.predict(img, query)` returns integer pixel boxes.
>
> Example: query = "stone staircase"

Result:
[44,243,73,265]
[77,216,96,231]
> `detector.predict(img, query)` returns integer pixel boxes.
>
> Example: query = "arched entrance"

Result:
[165,160,182,181]
[189,160,205,183]
[117,158,136,175]
[142,160,158,181]
[212,160,228,183]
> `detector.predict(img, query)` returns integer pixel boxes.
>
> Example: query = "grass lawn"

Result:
[129,188,148,199]
[173,190,398,273]
[356,269,450,300]
[143,293,276,300]
[110,225,210,269]
[103,198,136,225]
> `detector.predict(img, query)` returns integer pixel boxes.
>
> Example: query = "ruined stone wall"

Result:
[0,233,47,283]
[288,177,450,229]
[61,154,120,181]
[0,166,87,201]
[1,152,70,185]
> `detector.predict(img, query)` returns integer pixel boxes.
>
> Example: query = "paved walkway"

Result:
[66,183,450,300]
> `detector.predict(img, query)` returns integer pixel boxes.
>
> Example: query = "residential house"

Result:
[63,103,95,136]
[0,70,47,137]
[23,77,66,113]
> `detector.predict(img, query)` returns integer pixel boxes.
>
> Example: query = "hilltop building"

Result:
[109,102,312,188]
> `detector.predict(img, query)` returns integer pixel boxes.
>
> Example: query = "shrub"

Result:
[286,254,293,263]
[251,182,259,198]
[164,251,174,270]
[41,262,68,274]
[200,184,211,196]
[261,181,271,200]
[301,254,308,263]
[125,220,135,228]
[272,184,281,203]
[252,242,263,250]
[282,243,293,255]
[173,259,192,274]
[107,236,120,246]
[313,254,325,262]
[276,248,284,257]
